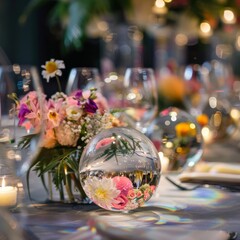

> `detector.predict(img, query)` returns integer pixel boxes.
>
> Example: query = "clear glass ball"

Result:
[147,107,203,172]
[79,127,161,211]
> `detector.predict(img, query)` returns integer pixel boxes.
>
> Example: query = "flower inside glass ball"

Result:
[147,107,203,172]
[79,127,161,211]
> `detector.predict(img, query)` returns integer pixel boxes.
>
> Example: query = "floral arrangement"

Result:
[84,176,155,211]
[13,59,121,203]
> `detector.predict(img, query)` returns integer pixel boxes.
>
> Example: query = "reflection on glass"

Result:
[147,107,203,173]
[122,68,158,133]
[66,67,102,94]
[0,209,23,240]
[201,60,238,142]
[0,65,44,204]
[182,64,209,117]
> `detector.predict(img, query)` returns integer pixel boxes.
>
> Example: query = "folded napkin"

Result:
[179,162,240,185]
[194,162,240,175]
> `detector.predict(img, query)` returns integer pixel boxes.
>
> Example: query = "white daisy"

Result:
[41,59,65,82]
[84,177,120,209]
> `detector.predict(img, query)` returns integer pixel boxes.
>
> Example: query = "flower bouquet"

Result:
[12,59,121,203]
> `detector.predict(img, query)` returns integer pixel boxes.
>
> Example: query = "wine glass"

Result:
[201,60,238,141]
[0,64,44,206]
[181,64,210,117]
[203,60,232,98]
[122,68,158,133]
[65,67,102,94]
[100,71,125,109]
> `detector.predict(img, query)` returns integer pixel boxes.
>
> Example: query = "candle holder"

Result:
[0,165,18,209]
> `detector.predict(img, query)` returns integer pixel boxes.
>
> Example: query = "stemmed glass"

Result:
[0,64,43,238]
[0,65,44,204]
[181,64,210,117]
[203,60,232,99]
[202,60,238,141]
[122,68,158,133]
[65,67,102,94]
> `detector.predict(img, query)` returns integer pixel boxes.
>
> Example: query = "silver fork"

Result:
[165,176,201,191]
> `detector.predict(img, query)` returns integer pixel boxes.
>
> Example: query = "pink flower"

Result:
[19,91,39,106]
[96,137,114,150]
[143,189,151,201]
[94,92,109,114]
[18,91,43,132]
[82,90,91,99]
[21,121,32,132]
[137,198,145,207]
[127,189,136,200]
[46,99,65,129]
[136,189,143,198]
[112,194,128,210]
[112,176,133,196]
[24,101,42,131]
[150,185,156,192]
[65,95,80,107]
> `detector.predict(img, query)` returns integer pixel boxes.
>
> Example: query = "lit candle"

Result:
[0,176,17,207]
[159,152,169,173]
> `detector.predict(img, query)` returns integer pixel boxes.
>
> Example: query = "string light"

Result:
[152,0,168,15]
[199,21,212,38]
[221,9,236,24]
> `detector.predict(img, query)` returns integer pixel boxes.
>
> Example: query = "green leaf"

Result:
[98,133,142,164]
[18,134,39,149]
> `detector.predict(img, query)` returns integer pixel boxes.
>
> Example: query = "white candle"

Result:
[0,177,17,207]
[159,152,169,173]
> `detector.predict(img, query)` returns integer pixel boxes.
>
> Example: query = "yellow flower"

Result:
[158,75,186,101]
[41,59,65,82]
[175,122,197,137]
[196,114,209,127]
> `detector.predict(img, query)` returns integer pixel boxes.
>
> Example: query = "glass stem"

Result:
[64,165,75,203]
[70,173,87,200]
[56,75,62,92]
[48,172,53,201]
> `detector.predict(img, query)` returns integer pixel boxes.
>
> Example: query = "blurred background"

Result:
[1,0,240,96]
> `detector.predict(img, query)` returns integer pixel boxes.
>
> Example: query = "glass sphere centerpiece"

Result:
[79,127,161,211]
[147,107,203,172]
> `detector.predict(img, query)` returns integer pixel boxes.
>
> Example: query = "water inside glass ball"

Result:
[79,127,161,211]
[147,107,203,172]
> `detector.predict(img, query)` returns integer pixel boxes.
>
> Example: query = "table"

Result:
[6,138,240,239]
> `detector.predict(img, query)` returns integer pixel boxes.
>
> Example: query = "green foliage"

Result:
[20,0,132,50]
[25,144,84,200]
[99,133,143,164]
